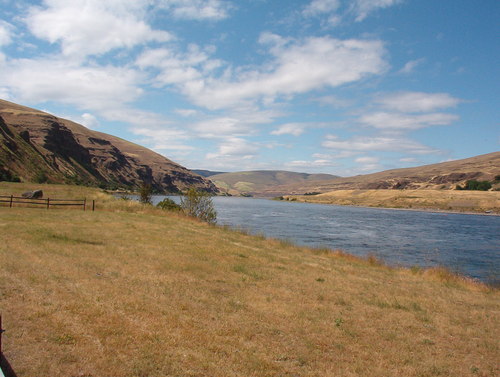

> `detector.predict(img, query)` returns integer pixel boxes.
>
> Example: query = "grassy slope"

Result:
[287,189,500,214]
[0,183,498,377]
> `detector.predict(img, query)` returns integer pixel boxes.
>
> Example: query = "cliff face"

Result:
[0,99,217,193]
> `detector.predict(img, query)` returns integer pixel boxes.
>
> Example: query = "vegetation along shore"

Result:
[0,182,498,377]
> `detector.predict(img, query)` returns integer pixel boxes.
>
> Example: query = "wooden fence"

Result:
[0,195,94,211]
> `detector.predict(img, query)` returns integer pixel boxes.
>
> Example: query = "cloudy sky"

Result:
[0,0,498,175]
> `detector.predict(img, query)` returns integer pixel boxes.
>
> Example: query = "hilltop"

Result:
[0,99,217,193]
[208,170,338,196]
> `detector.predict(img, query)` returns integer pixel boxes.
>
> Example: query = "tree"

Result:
[180,188,217,224]
[139,182,153,204]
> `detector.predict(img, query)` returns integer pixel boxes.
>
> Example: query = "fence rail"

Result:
[0,195,94,211]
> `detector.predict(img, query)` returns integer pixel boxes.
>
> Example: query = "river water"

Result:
[151,196,499,284]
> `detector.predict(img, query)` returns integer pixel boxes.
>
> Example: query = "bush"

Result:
[157,198,181,211]
[180,188,217,224]
[139,182,153,204]
[0,168,20,182]
[457,180,492,191]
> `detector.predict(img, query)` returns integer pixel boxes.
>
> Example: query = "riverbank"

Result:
[284,189,500,215]
[1,182,499,376]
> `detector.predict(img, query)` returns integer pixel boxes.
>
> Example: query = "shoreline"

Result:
[287,199,500,217]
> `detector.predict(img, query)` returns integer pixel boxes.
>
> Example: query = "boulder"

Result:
[21,189,43,199]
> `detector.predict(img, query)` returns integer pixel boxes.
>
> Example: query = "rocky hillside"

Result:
[0,99,217,193]
[264,152,500,196]
[208,170,339,196]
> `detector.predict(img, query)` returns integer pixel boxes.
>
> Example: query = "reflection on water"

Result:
[152,196,499,284]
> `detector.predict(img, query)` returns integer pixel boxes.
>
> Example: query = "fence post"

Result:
[92,200,95,212]
[47,198,50,210]
[83,198,86,211]
[9,195,13,208]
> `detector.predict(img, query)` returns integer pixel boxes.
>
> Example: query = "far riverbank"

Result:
[282,189,500,215]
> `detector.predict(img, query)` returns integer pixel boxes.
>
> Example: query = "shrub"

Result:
[139,182,153,204]
[180,188,217,224]
[156,198,181,211]
[458,180,492,191]
[0,168,20,182]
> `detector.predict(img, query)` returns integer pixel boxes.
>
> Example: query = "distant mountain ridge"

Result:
[205,153,499,197]
[0,99,217,193]
[263,152,500,196]
[191,169,227,178]
[208,170,339,196]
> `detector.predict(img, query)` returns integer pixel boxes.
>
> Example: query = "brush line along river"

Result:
[151,196,499,284]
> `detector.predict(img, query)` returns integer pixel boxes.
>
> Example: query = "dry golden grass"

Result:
[0,183,499,376]
[289,189,500,214]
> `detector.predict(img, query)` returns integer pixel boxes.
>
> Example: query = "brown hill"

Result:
[0,99,217,193]
[263,152,500,196]
[209,170,338,196]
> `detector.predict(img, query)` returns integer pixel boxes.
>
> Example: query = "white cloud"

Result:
[80,113,100,129]
[355,156,381,172]
[206,137,259,160]
[302,0,403,25]
[303,0,341,16]
[158,0,232,20]
[285,159,337,169]
[398,58,424,74]
[26,0,172,58]
[350,0,403,22]
[323,135,437,154]
[131,126,194,153]
[0,57,143,112]
[359,111,458,130]
[400,157,418,163]
[183,35,387,109]
[355,156,379,164]
[315,95,351,108]
[375,92,462,112]
[0,20,14,46]
[271,123,307,137]
[192,117,256,139]
[136,45,221,86]
[175,108,198,117]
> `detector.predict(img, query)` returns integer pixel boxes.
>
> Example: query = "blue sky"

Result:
[0,0,498,175]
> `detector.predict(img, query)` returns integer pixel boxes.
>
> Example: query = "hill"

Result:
[0,99,217,193]
[0,182,498,376]
[191,169,227,178]
[209,170,339,196]
[261,152,500,196]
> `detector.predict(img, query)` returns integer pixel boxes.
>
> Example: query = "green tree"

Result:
[139,182,153,204]
[180,188,217,224]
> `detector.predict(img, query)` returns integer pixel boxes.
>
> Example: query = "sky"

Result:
[0,0,498,176]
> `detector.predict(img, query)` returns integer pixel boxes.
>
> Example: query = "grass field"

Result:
[287,189,500,214]
[0,182,499,376]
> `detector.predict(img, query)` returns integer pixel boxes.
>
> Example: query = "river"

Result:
[151,196,499,284]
